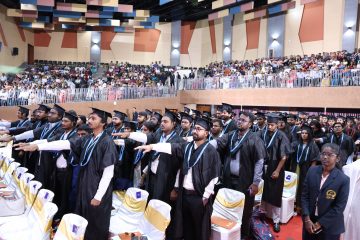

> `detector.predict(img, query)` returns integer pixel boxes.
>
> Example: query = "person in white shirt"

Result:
[0,89,9,106]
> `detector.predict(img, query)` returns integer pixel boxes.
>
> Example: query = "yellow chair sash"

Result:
[57,221,84,240]
[113,190,125,201]
[284,179,297,188]
[123,193,147,212]
[216,194,245,208]
[144,205,170,232]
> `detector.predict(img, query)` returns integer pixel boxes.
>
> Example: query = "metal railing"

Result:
[0,85,176,106]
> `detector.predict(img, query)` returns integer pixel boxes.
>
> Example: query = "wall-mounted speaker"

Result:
[12,47,18,56]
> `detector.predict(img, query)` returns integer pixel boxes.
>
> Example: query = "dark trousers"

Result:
[53,167,72,220]
[182,192,205,240]
[303,229,340,240]
[229,177,254,237]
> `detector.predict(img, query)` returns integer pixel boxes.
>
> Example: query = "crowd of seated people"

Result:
[0,50,360,106]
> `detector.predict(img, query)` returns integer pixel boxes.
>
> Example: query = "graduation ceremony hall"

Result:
[0,0,359,239]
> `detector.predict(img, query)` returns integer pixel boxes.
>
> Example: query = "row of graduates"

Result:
[0,103,356,240]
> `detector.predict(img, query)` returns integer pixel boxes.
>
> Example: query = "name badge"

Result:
[72,224,78,234]
[326,190,336,200]
[136,191,141,199]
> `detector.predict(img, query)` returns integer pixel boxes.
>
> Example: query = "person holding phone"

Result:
[301,143,350,240]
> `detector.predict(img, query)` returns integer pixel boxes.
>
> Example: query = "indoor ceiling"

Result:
[1,0,269,22]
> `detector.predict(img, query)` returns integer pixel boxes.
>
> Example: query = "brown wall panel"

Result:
[299,0,324,43]
[34,31,51,47]
[180,21,196,54]
[246,19,260,50]
[101,31,116,50]
[134,29,161,52]
[209,20,216,54]
[61,31,77,48]
[0,23,8,46]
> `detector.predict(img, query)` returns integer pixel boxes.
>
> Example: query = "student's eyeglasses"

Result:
[320,152,337,158]
[193,127,206,132]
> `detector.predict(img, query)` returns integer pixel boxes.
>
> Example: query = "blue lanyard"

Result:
[118,145,125,162]
[60,129,76,140]
[221,121,231,135]
[80,131,104,166]
[112,127,124,139]
[263,129,278,149]
[17,119,29,127]
[134,149,143,165]
[40,122,61,140]
[185,142,210,169]
[152,131,177,159]
[296,144,309,163]
[331,133,344,146]
[291,125,296,134]
[230,130,250,155]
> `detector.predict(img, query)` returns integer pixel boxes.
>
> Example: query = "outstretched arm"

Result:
[17,140,71,152]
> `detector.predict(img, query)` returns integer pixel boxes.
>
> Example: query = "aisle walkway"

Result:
[269,216,302,240]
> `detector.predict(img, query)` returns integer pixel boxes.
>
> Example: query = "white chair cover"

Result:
[0,157,15,178]
[279,171,298,223]
[282,171,297,198]
[0,180,42,224]
[112,190,126,210]
[211,188,244,240]
[110,187,149,234]
[53,213,88,240]
[0,190,56,240]
[0,141,13,159]
[138,199,171,240]
[2,162,20,185]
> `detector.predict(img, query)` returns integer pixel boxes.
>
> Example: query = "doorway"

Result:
[27,44,34,64]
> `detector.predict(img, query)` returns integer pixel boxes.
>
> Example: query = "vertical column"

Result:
[267,15,285,58]
[171,21,181,66]
[342,0,358,52]
[90,31,101,63]
[223,15,232,62]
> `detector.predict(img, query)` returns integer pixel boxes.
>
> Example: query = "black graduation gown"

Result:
[33,122,64,189]
[216,130,267,192]
[69,133,117,240]
[26,119,48,174]
[325,133,355,166]
[9,119,33,166]
[178,128,193,138]
[222,119,237,135]
[260,129,291,207]
[171,141,221,240]
[48,129,78,220]
[145,131,185,203]
[113,138,137,190]
[290,141,320,207]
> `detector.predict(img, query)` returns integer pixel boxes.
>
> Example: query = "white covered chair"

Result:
[0,141,13,159]
[0,189,56,240]
[110,187,149,234]
[0,180,42,224]
[0,160,18,182]
[255,179,264,203]
[53,213,88,240]
[138,199,171,240]
[280,171,297,223]
[211,188,245,240]
[112,190,126,210]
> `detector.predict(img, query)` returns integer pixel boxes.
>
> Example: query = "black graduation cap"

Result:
[179,112,193,122]
[190,109,201,118]
[184,107,190,114]
[152,112,163,121]
[123,121,137,131]
[63,111,78,123]
[113,110,127,120]
[18,106,29,115]
[38,104,51,112]
[328,115,335,120]
[90,107,112,121]
[221,103,233,113]
[138,111,148,117]
[256,112,266,119]
[267,113,280,123]
[53,104,66,116]
[202,111,212,118]
[194,117,212,131]
[301,124,312,134]
[279,114,287,122]
[145,109,153,116]
[287,113,298,119]
[164,108,178,122]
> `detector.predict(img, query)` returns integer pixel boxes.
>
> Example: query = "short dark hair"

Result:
[212,118,223,128]
[77,124,92,134]
[241,111,255,122]
[143,121,157,132]
[321,143,340,154]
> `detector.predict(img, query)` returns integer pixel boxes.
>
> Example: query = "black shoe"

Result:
[273,223,280,233]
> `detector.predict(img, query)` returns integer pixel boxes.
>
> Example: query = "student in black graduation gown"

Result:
[252,112,267,132]
[278,114,297,171]
[1,104,65,189]
[136,111,148,131]
[211,111,266,238]
[317,122,355,166]
[220,103,237,135]
[149,111,163,135]
[135,117,221,240]
[0,106,33,166]
[178,112,193,138]
[19,108,117,240]
[107,110,126,135]
[290,125,320,214]
[112,121,138,191]
[209,118,223,140]
[259,113,291,233]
